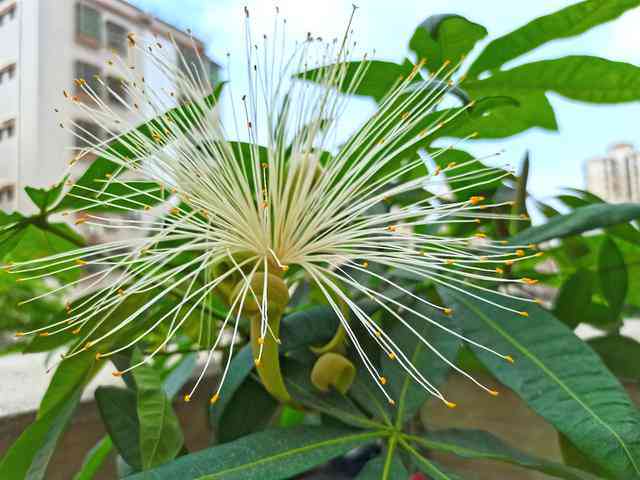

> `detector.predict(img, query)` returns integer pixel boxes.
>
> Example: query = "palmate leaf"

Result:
[510,203,640,245]
[440,287,640,479]
[468,0,640,77]
[125,426,385,480]
[407,428,599,480]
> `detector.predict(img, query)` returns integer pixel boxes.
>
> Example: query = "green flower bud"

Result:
[310,352,356,395]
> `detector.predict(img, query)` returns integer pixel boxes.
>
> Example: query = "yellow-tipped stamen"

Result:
[445,400,457,409]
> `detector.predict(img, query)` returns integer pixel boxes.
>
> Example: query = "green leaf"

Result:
[125,426,385,480]
[399,438,463,480]
[553,268,595,329]
[299,60,414,101]
[598,237,628,319]
[356,452,408,479]
[133,355,184,470]
[588,334,640,381]
[25,176,68,212]
[409,428,599,480]
[466,55,640,104]
[468,0,640,77]
[440,287,640,479]
[72,436,113,480]
[409,15,487,72]
[95,386,142,470]
[511,203,640,245]
[382,304,461,426]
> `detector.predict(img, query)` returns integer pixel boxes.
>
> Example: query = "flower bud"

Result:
[310,352,356,395]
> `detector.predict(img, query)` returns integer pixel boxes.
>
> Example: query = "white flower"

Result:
[7,7,541,408]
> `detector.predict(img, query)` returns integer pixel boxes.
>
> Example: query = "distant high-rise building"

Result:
[0,0,219,216]
[585,143,640,203]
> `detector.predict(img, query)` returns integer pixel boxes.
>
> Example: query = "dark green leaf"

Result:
[72,436,113,480]
[95,386,142,470]
[409,15,487,72]
[510,203,640,245]
[440,287,640,479]
[399,438,463,480]
[598,237,628,319]
[125,426,385,480]
[588,334,640,381]
[468,0,640,76]
[553,268,594,329]
[411,428,599,480]
[356,452,408,479]
[466,56,640,104]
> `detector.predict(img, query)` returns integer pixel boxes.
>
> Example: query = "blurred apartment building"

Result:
[0,0,218,241]
[585,143,640,203]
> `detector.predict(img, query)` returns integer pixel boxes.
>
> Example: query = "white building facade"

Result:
[0,0,218,215]
[585,143,640,203]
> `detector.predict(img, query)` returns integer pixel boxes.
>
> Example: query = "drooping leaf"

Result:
[95,386,142,470]
[409,15,487,73]
[598,237,628,320]
[553,268,595,329]
[72,436,113,480]
[133,354,184,470]
[468,0,640,77]
[588,334,640,382]
[410,428,599,480]
[440,287,640,479]
[125,426,385,480]
[510,203,640,245]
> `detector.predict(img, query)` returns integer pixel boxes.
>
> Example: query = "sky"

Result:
[129,0,640,202]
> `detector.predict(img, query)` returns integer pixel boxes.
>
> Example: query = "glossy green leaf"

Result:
[468,0,640,77]
[466,56,640,104]
[133,355,184,470]
[95,386,142,470]
[409,428,599,480]
[588,334,640,381]
[553,268,594,329]
[598,237,628,319]
[125,426,385,480]
[409,15,487,72]
[510,203,640,245]
[72,436,113,480]
[356,452,408,479]
[25,176,68,212]
[440,287,640,479]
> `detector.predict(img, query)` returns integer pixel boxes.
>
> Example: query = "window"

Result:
[0,63,16,84]
[75,61,102,97]
[74,120,102,149]
[106,21,127,55]
[106,76,127,105]
[0,183,15,206]
[0,119,15,142]
[0,3,16,26]
[75,3,101,47]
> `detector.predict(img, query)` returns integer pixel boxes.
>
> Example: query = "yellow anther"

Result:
[261,162,268,169]
[117,288,125,296]
[488,389,499,397]
[375,329,382,338]
[39,332,50,337]
[445,400,457,409]
[261,202,268,209]
[257,336,264,345]
[387,225,397,232]
[112,371,123,377]
[518,311,529,317]
[443,307,453,316]
[210,393,220,405]
[379,376,387,385]
[388,399,396,406]
[505,355,515,364]
[170,207,179,215]
[280,265,289,272]
[470,195,485,205]
[475,219,481,224]
[433,166,441,176]
[85,341,94,349]
[522,277,538,285]
[183,394,191,402]
[387,352,396,360]
[75,259,87,266]
[74,216,88,226]
[445,259,455,265]
[475,233,487,238]
[447,162,457,169]
[479,256,488,261]
[72,328,81,335]
[515,249,525,257]
[15,332,25,338]
[534,298,544,305]
[495,267,504,275]
[361,261,369,268]
[144,205,151,211]
[535,252,544,257]
[95,352,102,360]
[504,260,514,266]
[254,358,261,367]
